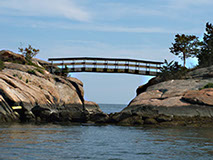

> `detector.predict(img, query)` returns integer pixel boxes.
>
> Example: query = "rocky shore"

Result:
[1,50,213,126]
[0,50,107,124]
[109,66,213,127]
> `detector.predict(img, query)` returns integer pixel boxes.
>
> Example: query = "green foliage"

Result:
[62,65,69,77]
[170,34,201,67]
[159,60,188,81]
[53,65,69,77]
[35,68,45,74]
[201,83,213,89]
[54,68,61,75]
[0,60,4,71]
[27,69,36,75]
[26,79,29,83]
[27,68,45,75]
[197,22,213,67]
[12,74,23,80]
[18,45,39,62]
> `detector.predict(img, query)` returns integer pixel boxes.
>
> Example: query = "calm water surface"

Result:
[0,104,212,160]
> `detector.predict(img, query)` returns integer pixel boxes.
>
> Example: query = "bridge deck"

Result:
[48,57,163,76]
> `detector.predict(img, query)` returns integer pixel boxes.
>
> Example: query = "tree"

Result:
[197,22,213,67]
[170,34,201,67]
[18,45,39,62]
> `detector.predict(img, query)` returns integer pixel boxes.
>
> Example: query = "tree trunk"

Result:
[183,52,186,67]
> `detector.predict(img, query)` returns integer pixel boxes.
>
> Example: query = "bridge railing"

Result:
[48,57,164,76]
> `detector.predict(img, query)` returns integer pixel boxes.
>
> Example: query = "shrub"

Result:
[62,65,69,77]
[201,83,213,89]
[53,66,69,77]
[158,60,188,81]
[18,45,39,62]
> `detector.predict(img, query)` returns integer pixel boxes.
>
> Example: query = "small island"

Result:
[1,23,213,127]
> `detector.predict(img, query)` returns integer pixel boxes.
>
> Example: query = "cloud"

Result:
[0,0,90,22]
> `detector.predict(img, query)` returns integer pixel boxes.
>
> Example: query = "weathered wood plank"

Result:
[51,62,161,70]
[48,57,163,75]
[48,57,164,65]
[68,67,158,76]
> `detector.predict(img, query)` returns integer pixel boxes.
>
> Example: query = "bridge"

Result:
[48,57,164,76]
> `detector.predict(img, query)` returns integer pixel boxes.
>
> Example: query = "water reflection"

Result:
[0,124,212,160]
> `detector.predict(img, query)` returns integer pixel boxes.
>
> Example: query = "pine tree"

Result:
[197,22,213,67]
[170,34,201,67]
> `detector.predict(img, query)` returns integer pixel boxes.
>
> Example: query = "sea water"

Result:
[0,104,212,160]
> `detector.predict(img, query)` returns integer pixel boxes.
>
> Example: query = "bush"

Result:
[0,60,4,71]
[158,60,188,81]
[18,45,39,62]
[62,65,69,77]
[53,66,69,77]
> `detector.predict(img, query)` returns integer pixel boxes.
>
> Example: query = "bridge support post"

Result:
[72,60,75,72]
[125,61,129,73]
[61,60,64,76]
[82,59,85,71]
[135,62,139,74]
[145,63,150,75]
[50,61,53,73]
[93,60,97,72]
[114,61,118,72]
[103,60,108,72]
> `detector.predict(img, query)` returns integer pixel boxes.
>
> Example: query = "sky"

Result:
[1,0,213,104]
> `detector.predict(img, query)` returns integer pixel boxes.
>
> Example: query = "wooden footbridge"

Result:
[48,57,164,76]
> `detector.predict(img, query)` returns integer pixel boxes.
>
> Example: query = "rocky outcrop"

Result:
[0,50,103,123]
[183,89,213,106]
[2,50,213,126]
[110,66,213,126]
[0,50,27,64]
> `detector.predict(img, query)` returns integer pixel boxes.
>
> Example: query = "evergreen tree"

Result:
[197,22,213,67]
[170,34,201,67]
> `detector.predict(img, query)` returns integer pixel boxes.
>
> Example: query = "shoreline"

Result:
[1,50,213,127]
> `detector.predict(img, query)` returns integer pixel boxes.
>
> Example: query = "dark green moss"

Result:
[0,60,4,71]
[201,83,213,89]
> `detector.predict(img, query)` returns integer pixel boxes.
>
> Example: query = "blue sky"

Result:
[1,0,213,104]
